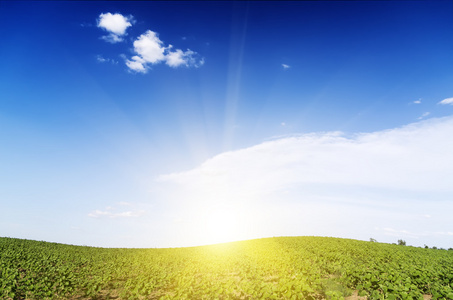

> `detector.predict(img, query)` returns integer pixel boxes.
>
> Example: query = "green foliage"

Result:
[398,239,407,246]
[1,236,452,299]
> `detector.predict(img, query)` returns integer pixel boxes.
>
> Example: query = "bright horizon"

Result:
[1,1,453,249]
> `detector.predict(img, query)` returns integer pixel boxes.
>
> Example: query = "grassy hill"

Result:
[1,236,452,299]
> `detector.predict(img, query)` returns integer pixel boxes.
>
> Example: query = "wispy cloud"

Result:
[378,227,453,239]
[439,97,453,105]
[97,12,133,43]
[126,30,204,73]
[418,112,430,120]
[282,64,290,69]
[96,55,118,64]
[159,116,453,195]
[88,205,145,219]
[380,227,421,239]
[413,98,422,104]
[80,22,92,28]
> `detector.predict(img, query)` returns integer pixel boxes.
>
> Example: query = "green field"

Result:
[1,236,452,300]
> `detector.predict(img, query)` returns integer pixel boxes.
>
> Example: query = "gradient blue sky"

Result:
[1,1,453,248]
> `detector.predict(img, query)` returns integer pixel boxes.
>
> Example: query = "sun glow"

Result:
[198,204,250,246]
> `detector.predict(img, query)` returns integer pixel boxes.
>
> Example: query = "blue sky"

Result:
[1,1,453,248]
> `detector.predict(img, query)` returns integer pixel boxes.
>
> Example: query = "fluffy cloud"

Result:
[125,30,204,73]
[97,13,133,43]
[125,56,147,73]
[439,97,453,105]
[166,48,204,68]
[282,64,290,69]
[133,31,166,63]
[166,49,187,67]
[95,13,203,71]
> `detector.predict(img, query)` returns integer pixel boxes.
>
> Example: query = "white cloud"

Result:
[159,117,453,194]
[282,64,290,69]
[166,49,187,67]
[97,12,133,43]
[97,55,107,63]
[88,206,145,219]
[96,55,118,64]
[439,97,453,105]
[95,13,203,72]
[413,99,421,104]
[418,112,430,119]
[125,55,148,73]
[166,48,203,68]
[102,34,123,43]
[125,30,204,73]
[378,227,453,239]
[157,117,453,220]
[133,31,166,64]
[380,227,420,239]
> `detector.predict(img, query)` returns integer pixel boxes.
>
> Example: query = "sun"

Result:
[199,205,247,246]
